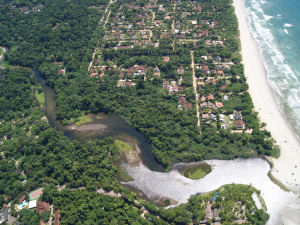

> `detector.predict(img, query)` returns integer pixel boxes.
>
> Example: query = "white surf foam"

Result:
[284,29,289,34]
[284,23,294,28]
[263,15,273,20]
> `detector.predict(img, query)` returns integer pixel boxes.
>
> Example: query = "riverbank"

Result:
[233,0,300,193]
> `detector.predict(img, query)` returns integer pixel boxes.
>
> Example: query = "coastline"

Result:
[233,0,300,192]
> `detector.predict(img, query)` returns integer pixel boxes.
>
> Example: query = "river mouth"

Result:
[33,69,299,224]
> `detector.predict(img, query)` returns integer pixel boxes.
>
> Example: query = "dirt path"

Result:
[103,9,111,28]
[88,0,115,71]
[0,47,7,69]
[152,12,155,21]
[191,51,200,127]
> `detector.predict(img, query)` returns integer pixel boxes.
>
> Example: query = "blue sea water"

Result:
[243,0,300,139]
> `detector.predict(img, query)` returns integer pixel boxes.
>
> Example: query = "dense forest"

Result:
[0,0,277,168]
[0,67,269,224]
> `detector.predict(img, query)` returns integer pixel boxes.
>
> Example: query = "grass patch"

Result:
[115,139,134,153]
[96,116,101,119]
[271,145,280,159]
[0,61,17,69]
[118,167,134,182]
[0,48,4,55]
[34,85,45,108]
[258,194,267,211]
[70,115,92,126]
[184,163,212,180]
[163,199,170,206]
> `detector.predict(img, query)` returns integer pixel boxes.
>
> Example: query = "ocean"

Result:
[243,0,300,140]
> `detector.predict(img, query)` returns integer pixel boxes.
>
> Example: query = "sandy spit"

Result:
[233,0,300,192]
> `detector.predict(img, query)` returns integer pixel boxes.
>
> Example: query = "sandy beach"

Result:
[233,0,300,193]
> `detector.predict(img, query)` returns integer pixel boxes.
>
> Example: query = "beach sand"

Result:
[233,0,300,193]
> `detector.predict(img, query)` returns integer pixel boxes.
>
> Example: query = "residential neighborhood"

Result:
[88,0,248,132]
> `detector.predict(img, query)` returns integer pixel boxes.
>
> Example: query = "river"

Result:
[33,70,298,224]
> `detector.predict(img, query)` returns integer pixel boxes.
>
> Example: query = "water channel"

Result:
[31,69,300,224]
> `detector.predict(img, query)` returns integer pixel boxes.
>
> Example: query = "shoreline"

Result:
[233,0,300,193]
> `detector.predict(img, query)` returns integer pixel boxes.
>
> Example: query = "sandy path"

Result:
[191,51,200,127]
[233,0,300,192]
[88,0,115,71]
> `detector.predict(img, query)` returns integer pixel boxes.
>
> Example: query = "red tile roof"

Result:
[54,209,61,225]
[36,201,50,215]
[18,195,25,203]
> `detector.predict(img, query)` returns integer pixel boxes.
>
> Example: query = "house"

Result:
[0,208,8,224]
[133,66,146,75]
[212,79,218,85]
[125,81,132,87]
[220,85,227,90]
[213,208,221,222]
[215,101,224,108]
[235,120,245,129]
[201,96,206,102]
[200,102,207,108]
[163,57,170,62]
[54,209,61,225]
[207,101,216,109]
[36,201,50,215]
[178,97,186,104]
[177,66,184,74]
[217,70,224,75]
[58,69,65,75]
[224,95,229,101]
[90,73,98,77]
[18,195,25,203]
[216,56,222,61]
[229,114,234,120]
[216,64,223,70]
[208,94,214,101]
[29,200,37,209]
[203,65,209,73]
[163,81,169,88]
[234,111,242,120]
[198,81,205,87]
[210,114,217,121]
[202,114,209,120]
[220,114,225,122]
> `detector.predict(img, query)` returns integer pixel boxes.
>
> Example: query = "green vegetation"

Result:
[163,199,170,206]
[271,145,281,159]
[146,184,269,224]
[0,48,4,55]
[184,163,212,180]
[0,0,271,224]
[115,139,134,153]
[258,194,267,211]
[34,84,45,108]
[118,167,134,182]
[69,114,92,126]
